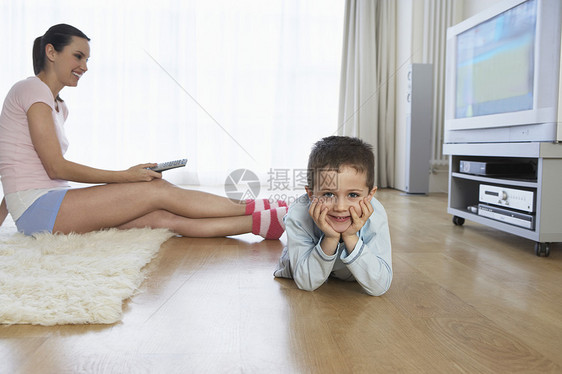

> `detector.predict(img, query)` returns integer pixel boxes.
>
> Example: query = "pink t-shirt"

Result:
[0,76,70,194]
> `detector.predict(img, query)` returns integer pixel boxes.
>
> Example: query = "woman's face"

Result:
[51,36,90,87]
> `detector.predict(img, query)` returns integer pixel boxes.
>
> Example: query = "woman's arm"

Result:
[0,197,8,226]
[27,102,161,184]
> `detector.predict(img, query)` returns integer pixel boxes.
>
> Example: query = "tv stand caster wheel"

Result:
[452,216,465,226]
[534,242,550,257]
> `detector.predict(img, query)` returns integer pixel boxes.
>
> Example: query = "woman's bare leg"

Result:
[117,209,253,237]
[53,179,249,234]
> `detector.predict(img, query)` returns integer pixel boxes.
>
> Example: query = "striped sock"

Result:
[245,199,288,215]
[252,207,287,240]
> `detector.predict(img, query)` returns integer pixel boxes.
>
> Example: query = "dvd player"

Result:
[459,160,534,176]
[478,204,534,230]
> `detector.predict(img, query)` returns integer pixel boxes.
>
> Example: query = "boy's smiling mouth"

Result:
[329,214,350,222]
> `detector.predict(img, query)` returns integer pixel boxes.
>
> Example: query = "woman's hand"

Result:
[122,163,162,182]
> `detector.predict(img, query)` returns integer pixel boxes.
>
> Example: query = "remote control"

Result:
[149,158,188,172]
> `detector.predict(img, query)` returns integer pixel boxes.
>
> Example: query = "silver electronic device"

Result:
[479,184,535,213]
[477,204,535,230]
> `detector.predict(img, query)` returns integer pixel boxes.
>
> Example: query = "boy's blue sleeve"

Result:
[282,196,338,291]
[340,198,393,296]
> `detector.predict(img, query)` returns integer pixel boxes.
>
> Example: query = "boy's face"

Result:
[306,166,376,233]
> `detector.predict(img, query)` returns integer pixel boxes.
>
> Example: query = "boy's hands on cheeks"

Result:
[309,190,376,256]
[309,197,341,256]
[341,194,375,251]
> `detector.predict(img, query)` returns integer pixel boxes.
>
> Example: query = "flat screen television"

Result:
[444,0,562,143]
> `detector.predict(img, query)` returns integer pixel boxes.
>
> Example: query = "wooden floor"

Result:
[1,188,561,373]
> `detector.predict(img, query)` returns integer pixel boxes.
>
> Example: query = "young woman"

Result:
[0,24,286,239]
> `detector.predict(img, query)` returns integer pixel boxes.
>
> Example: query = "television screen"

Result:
[455,0,536,119]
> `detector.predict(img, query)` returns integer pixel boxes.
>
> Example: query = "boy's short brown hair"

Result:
[307,136,375,190]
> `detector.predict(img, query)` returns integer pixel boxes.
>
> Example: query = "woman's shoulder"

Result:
[11,76,49,93]
[9,77,54,109]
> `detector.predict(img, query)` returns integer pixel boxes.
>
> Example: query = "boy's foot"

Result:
[245,199,288,215]
[252,207,287,240]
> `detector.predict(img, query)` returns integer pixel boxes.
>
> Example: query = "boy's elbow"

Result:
[296,283,320,292]
[364,286,390,296]
[294,275,323,292]
[361,274,392,296]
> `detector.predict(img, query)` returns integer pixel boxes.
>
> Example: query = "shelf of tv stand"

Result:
[448,206,539,241]
[444,142,562,255]
[451,172,538,188]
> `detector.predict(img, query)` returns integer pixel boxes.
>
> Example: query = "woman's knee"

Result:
[148,209,177,226]
[136,179,176,202]
[147,210,201,235]
[119,209,179,231]
[146,178,175,190]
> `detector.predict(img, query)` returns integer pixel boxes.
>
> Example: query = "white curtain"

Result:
[419,0,461,167]
[338,0,396,188]
[0,0,344,196]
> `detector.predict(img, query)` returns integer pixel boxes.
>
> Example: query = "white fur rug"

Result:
[0,220,174,326]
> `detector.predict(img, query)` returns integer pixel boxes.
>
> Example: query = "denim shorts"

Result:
[15,189,68,235]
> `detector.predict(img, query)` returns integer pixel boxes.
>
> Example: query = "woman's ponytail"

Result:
[32,36,44,75]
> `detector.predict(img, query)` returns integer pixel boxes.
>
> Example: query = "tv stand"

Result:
[443,142,562,257]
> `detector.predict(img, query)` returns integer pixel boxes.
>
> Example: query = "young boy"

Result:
[274,136,392,296]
